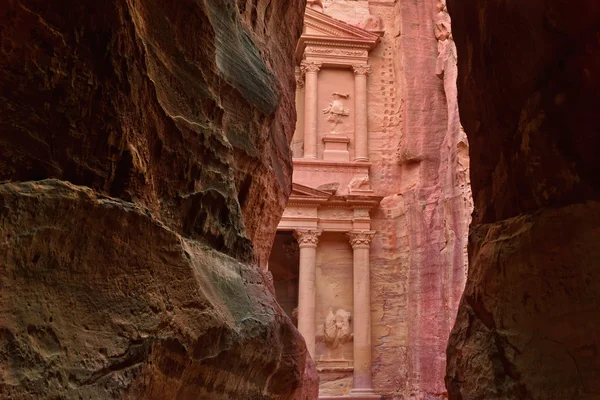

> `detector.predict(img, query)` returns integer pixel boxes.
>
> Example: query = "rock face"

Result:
[0,0,317,398]
[300,1,472,398]
[446,1,600,399]
[367,1,472,398]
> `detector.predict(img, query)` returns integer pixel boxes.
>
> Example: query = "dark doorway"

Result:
[268,231,300,326]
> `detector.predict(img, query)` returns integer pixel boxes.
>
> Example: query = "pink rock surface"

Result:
[313,1,472,398]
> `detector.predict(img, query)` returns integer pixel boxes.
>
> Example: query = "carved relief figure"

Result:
[358,14,384,32]
[434,0,456,79]
[322,93,350,134]
[307,0,324,12]
[347,175,370,191]
[324,308,353,348]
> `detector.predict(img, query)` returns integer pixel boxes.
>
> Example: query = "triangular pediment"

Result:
[296,8,380,64]
[290,183,331,200]
[303,8,380,41]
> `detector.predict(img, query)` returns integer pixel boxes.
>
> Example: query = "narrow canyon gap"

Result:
[446,1,600,399]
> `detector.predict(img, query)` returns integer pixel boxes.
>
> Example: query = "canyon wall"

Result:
[0,0,318,398]
[446,1,600,399]
[317,1,472,398]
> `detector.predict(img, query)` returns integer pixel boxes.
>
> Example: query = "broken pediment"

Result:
[290,182,332,201]
[303,8,380,40]
[296,8,381,64]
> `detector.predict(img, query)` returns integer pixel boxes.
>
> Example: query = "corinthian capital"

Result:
[346,230,376,248]
[352,64,371,76]
[293,229,322,248]
[301,60,323,74]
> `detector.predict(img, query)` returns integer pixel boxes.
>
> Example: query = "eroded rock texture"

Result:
[367,1,472,398]
[446,1,600,399]
[300,1,473,398]
[0,0,317,398]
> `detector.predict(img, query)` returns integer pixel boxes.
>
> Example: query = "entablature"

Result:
[279,183,383,232]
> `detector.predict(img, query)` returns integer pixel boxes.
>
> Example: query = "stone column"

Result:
[293,229,322,357]
[347,230,378,397]
[300,61,322,159]
[293,66,305,158]
[352,65,371,162]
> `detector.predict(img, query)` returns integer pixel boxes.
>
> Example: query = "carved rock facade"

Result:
[269,1,472,398]
[0,0,317,398]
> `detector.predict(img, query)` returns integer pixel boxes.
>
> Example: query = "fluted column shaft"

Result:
[353,65,371,162]
[347,230,376,393]
[294,229,322,357]
[301,61,322,159]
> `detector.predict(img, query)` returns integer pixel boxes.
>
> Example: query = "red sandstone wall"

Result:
[0,0,317,398]
[360,0,472,398]
[446,0,600,399]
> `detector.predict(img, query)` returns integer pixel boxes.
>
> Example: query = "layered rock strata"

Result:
[446,1,600,398]
[0,0,317,398]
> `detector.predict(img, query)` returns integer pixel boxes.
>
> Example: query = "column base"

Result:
[353,157,369,162]
[350,388,381,399]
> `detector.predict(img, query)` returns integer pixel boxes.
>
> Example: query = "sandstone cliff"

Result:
[0,0,317,398]
[446,1,600,399]
[326,0,471,398]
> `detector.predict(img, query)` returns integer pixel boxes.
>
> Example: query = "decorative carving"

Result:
[434,0,456,79]
[306,0,324,12]
[295,66,304,89]
[293,229,322,247]
[300,60,322,74]
[358,15,384,32]
[352,64,371,76]
[347,231,376,248]
[322,93,350,134]
[304,21,349,38]
[306,47,368,57]
[347,175,371,191]
[317,182,340,194]
[324,308,353,348]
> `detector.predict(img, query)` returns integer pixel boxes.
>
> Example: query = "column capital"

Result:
[293,229,322,248]
[352,64,371,76]
[295,66,305,89]
[346,230,376,249]
[301,60,323,74]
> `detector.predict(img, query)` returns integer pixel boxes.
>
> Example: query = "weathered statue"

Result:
[324,308,353,348]
[347,175,370,192]
[359,14,384,32]
[322,93,350,134]
[307,0,324,12]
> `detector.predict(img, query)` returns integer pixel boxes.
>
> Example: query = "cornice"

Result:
[287,193,383,209]
[293,158,372,169]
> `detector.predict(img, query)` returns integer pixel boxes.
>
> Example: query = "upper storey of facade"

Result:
[292,5,383,199]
